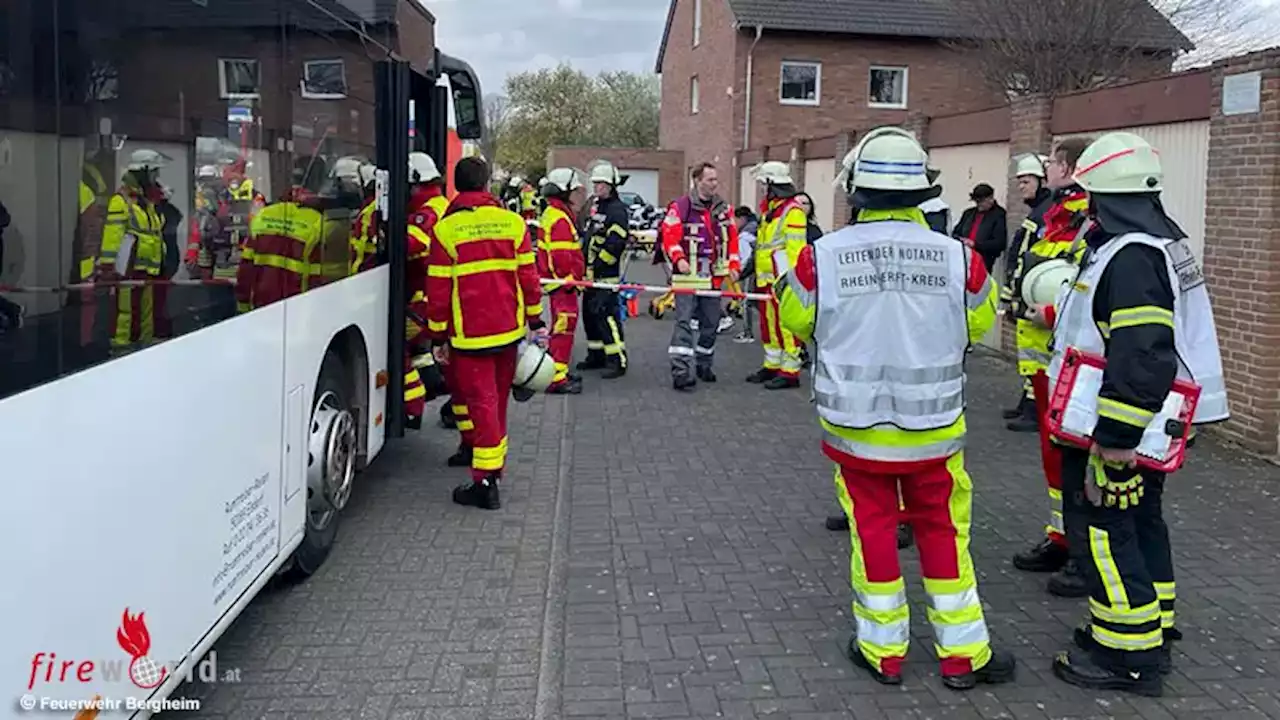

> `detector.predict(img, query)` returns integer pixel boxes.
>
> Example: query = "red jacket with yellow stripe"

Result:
[425,191,544,350]
[537,198,585,290]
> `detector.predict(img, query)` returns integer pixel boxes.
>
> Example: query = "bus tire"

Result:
[286,351,354,579]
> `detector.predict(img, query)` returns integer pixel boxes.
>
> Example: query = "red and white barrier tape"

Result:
[542,278,772,301]
[0,278,235,293]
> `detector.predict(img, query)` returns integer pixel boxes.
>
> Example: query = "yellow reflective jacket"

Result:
[755,198,807,285]
[98,190,164,277]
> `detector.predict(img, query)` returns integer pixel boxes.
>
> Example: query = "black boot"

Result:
[576,353,606,371]
[745,368,776,384]
[439,403,458,430]
[897,523,914,549]
[1006,402,1039,433]
[673,375,697,392]
[696,366,717,383]
[1074,624,1175,675]
[1052,649,1162,697]
[601,357,627,380]
[764,374,800,390]
[452,475,501,510]
[405,414,423,431]
[447,444,473,468]
[1048,559,1090,598]
[1002,394,1029,420]
[547,377,583,394]
[846,636,902,685]
[825,515,849,531]
[1013,537,1069,573]
[941,648,1017,691]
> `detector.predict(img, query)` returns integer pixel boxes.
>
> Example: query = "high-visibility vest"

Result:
[427,204,541,350]
[754,199,806,284]
[1048,232,1229,424]
[349,200,379,274]
[98,191,163,277]
[239,202,329,309]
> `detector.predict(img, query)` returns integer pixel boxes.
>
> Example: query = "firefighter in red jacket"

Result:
[662,161,740,390]
[537,167,589,394]
[425,157,546,510]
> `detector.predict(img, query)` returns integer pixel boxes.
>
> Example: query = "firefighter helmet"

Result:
[1074,132,1162,194]
[588,161,622,186]
[542,167,586,195]
[838,126,930,193]
[511,341,555,401]
[1014,153,1048,179]
[332,156,376,187]
[126,148,168,171]
[1021,258,1077,307]
[408,152,441,184]
[751,161,794,186]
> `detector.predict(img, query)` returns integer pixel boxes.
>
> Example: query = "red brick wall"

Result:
[546,147,687,207]
[658,0,739,201]
[1203,49,1280,457]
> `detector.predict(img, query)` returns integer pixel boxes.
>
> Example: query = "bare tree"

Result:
[945,0,1265,96]
[481,94,511,163]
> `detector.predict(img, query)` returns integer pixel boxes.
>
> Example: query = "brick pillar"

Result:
[903,113,930,147]
[832,131,857,227]
[1204,50,1280,457]
[997,95,1055,354]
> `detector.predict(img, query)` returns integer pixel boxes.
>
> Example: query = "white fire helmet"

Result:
[1013,153,1048,180]
[836,126,930,193]
[1021,258,1077,307]
[1073,132,1162,194]
[542,167,586,195]
[332,156,376,186]
[588,161,622,186]
[750,160,794,186]
[126,149,168,171]
[408,152,441,184]
[197,164,218,179]
[511,342,555,401]
[509,175,525,188]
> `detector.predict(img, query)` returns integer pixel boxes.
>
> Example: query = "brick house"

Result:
[655,0,1187,205]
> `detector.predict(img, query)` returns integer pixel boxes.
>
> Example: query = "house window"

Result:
[302,59,348,99]
[868,66,908,109]
[691,75,699,114]
[780,61,820,106]
[219,58,261,99]
[693,0,702,46]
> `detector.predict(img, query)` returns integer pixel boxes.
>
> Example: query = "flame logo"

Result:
[72,695,102,719]
[116,609,151,659]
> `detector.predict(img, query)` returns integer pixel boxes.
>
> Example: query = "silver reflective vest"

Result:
[1048,232,1229,425]
[810,221,970,431]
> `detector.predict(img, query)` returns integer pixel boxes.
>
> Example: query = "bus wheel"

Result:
[289,352,356,578]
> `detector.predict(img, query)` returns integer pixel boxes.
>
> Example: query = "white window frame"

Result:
[301,59,348,100]
[690,75,700,114]
[693,0,702,47]
[868,65,909,110]
[218,58,261,99]
[779,60,821,106]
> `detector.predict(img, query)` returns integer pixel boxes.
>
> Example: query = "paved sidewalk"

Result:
[173,271,1280,720]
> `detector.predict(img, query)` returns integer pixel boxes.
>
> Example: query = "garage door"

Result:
[739,167,756,210]
[618,169,660,208]
[803,158,835,232]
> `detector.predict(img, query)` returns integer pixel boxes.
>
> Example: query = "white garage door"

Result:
[739,167,756,210]
[618,169,660,207]
[803,158,835,232]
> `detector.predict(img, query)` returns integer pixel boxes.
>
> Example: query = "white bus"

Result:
[0,0,482,716]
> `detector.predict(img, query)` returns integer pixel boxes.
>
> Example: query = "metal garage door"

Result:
[739,166,757,210]
[803,158,835,232]
[929,142,1010,350]
[1055,122,1209,259]
[618,169,660,208]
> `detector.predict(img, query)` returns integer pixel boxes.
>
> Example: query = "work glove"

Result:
[1085,454,1144,510]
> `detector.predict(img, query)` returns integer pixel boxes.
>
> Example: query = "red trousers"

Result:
[442,357,474,446]
[548,290,579,384]
[403,353,426,420]
[834,452,991,678]
[450,345,518,482]
[1031,370,1066,546]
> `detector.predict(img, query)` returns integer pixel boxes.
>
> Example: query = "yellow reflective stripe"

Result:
[451,326,525,350]
[598,250,617,264]
[517,251,536,265]
[456,258,519,276]
[1154,581,1175,601]
[606,224,627,238]
[428,319,448,332]
[236,301,252,314]
[409,290,425,303]
[1089,527,1130,610]
[1110,305,1173,331]
[457,420,475,431]
[1097,397,1155,427]
[472,437,509,470]
[451,404,469,416]
[544,241,580,252]
[1091,624,1163,652]
[240,247,256,261]
[254,253,324,276]
[428,264,453,278]
[1088,598,1160,626]
[525,303,543,316]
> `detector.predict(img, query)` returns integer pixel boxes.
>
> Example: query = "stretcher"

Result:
[1045,347,1201,473]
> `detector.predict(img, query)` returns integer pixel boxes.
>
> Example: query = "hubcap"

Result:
[306,391,357,532]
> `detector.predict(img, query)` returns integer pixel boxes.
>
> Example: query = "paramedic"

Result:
[538,167,589,394]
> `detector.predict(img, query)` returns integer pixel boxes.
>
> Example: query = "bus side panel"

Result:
[0,302,289,713]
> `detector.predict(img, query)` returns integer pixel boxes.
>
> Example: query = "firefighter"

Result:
[332,156,379,274]
[538,167,588,394]
[425,157,546,510]
[773,126,1015,689]
[503,176,524,213]
[662,161,740,391]
[70,160,110,353]
[97,149,168,355]
[577,161,630,379]
[234,160,328,313]
[746,161,805,389]
[519,179,539,224]
[1046,132,1228,695]
[919,166,951,234]
[404,152,454,436]
[999,153,1054,420]
[1009,138,1097,599]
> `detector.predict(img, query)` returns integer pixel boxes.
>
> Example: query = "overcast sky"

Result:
[418,0,669,97]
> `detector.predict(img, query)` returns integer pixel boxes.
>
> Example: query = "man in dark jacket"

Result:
[951,183,1008,271]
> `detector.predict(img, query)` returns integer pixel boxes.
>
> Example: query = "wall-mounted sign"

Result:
[1223,71,1261,116]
